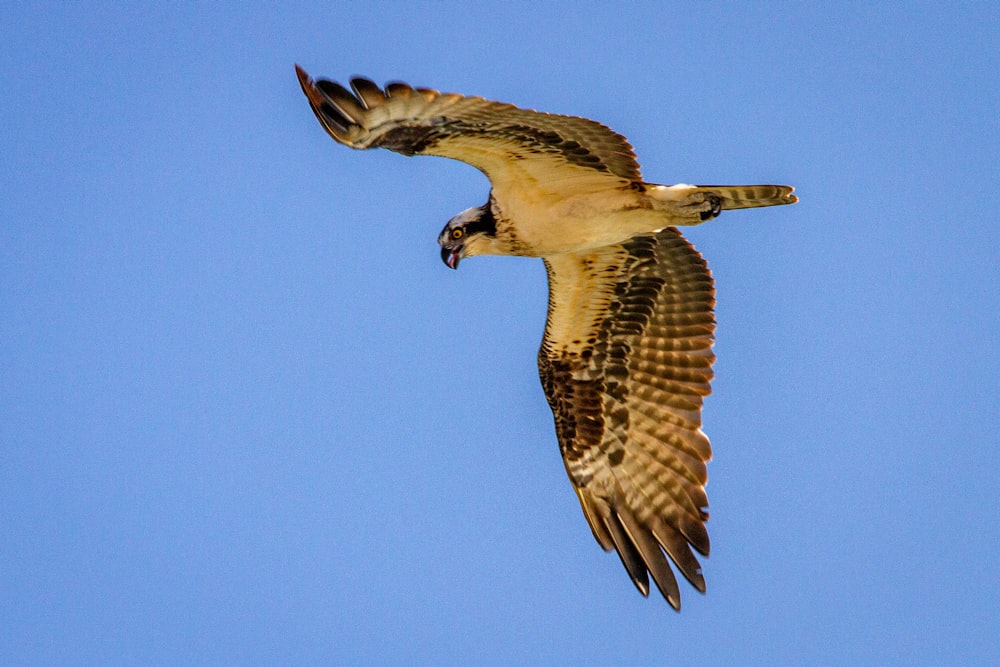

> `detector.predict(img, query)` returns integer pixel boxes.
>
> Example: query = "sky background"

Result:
[3,2,999,665]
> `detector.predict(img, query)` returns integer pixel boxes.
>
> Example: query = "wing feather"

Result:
[601,505,652,597]
[295,65,642,197]
[539,227,715,609]
[349,77,387,109]
[617,503,682,606]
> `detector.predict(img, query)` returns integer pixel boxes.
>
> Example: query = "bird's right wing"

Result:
[538,228,716,609]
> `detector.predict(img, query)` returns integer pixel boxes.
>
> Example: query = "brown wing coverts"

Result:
[295,65,642,183]
[538,228,715,610]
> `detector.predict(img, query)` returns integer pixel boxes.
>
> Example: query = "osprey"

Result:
[296,66,796,610]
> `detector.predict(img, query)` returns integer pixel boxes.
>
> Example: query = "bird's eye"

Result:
[450,228,464,240]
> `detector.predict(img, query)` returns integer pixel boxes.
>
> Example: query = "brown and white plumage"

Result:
[538,231,716,606]
[296,66,796,609]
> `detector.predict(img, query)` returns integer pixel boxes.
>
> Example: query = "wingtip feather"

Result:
[618,509,683,610]
[601,512,651,598]
[350,77,386,109]
[294,64,322,106]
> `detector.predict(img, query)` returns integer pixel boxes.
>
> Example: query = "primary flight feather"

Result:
[295,65,796,609]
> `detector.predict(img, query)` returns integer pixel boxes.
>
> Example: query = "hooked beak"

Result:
[441,245,462,270]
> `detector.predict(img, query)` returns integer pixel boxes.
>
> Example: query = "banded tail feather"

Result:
[688,184,798,210]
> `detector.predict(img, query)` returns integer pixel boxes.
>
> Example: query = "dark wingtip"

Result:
[349,77,386,109]
[294,63,310,88]
[294,64,325,109]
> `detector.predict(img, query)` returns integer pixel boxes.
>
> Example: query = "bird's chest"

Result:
[495,190,660,256]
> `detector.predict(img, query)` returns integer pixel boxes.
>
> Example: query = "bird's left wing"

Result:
[295,66,642,199]
[538,228,715,609]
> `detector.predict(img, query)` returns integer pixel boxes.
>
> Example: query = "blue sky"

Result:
[3,2,998,664]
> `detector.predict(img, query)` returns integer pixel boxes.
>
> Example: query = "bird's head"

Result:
[438,202,499,269]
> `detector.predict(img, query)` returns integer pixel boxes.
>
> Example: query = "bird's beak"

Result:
[441,245,461,270]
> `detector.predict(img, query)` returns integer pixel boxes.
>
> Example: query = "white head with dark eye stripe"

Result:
[438,202,498,269]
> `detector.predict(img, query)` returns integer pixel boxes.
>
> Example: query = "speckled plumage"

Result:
[539,230,714,607]
[296,66,796,609]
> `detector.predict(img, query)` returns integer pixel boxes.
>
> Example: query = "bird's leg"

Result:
[645,185,723,225]
[696,194,723,221]
[670,192,724,225]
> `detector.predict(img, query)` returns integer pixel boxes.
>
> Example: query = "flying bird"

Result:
[295,65,796,610]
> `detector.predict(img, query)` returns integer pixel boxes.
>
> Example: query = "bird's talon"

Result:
[699,195,722,221]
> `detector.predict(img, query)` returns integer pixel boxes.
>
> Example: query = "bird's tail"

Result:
[644,183,796,224]
[687,184,798,209]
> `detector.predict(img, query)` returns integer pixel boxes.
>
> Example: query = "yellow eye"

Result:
[450,228,464,240]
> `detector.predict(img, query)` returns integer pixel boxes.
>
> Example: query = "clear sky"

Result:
[3,2,998,665]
